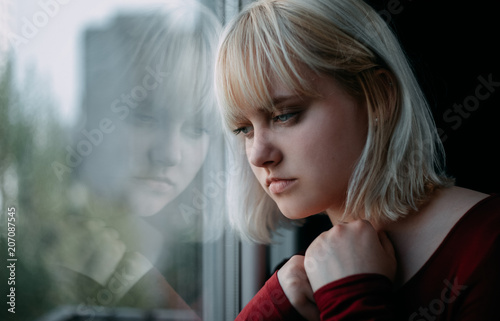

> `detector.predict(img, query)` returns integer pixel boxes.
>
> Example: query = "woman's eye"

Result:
[131,112,158,126]
[183,124,209,139]
[233,125,253,136]
[273,112,298,123]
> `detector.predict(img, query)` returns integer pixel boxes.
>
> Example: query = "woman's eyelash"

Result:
[131,112,159,126]
[232,111,300,135]
[272,112,299,123]
[233,126,251,136]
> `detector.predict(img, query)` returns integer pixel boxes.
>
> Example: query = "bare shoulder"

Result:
[443,185,489,201]
[395,186,489,230]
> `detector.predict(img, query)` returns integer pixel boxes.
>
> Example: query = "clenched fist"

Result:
[304,220,396,292]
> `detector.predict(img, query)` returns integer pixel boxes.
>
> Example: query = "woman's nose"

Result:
[247,129,282,168]
[149,127,182,167]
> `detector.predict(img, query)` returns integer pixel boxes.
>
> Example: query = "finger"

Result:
[303,282,316,304]
[103,227,120,240]
[290,254,306,264]
[86,241,126,285]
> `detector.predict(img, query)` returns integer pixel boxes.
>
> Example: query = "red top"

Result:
[236,194,500,321]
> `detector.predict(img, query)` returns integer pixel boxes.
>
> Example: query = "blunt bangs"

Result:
[216,2,325,129]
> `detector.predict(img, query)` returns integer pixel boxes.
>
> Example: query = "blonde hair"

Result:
[215,0,453,243]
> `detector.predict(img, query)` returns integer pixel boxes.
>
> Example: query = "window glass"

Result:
[0,1,235,320]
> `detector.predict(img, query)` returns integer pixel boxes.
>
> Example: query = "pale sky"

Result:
[11,0,180,126]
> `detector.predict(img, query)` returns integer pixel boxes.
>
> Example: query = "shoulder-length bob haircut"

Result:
[215,0,453,243]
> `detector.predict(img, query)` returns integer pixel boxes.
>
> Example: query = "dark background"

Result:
[367,0,500,194]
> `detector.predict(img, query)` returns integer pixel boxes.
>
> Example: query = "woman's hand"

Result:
[277,255,320,321]
[304,220,396,292]
[56,219,128,286]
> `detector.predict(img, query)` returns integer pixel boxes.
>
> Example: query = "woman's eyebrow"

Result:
[272,94,303,105]
[231,106,269,126]
[232,112,252,125]
[271,94,303,107]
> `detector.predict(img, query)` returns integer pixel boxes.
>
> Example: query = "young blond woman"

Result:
[215,0,500,320]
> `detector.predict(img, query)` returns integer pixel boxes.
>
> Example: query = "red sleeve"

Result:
[313,273,396,321]
[236,271,307,321]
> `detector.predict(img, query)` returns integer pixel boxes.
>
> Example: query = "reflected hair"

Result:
[215,0,453,243]
[127,0,221,117]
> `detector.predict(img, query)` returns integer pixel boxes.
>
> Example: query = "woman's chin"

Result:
[128,196,170,217]
[279,207,315,221]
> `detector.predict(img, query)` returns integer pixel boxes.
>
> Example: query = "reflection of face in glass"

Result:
[79,3,221,218]
[123,106,210,216]
[81,78,214,217]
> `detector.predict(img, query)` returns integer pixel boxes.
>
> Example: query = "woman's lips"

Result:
[132,176,174,192]
[268,179,297,194]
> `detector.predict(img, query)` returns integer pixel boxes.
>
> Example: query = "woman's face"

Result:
[237,72,368,221]
[123,106,210,216]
